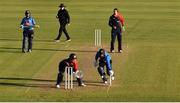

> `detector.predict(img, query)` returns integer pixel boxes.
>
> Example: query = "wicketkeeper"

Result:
[94,48,115,84]
[56,53,86,88]
[20,10,36,53]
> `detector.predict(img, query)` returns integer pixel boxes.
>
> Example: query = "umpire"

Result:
[55,3,71,42]
[108,8,125,53]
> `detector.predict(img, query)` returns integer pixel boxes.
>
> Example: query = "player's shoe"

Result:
[28,49,32,53]
[22,50,26,53]
[104,81,108,84]
[66,39,71,42]
[54,39,60,42]
[80,83,86,87]
[111,50,115,53]
[118,50,123,53]
[102,76,108,84]
[55,40,60,42]
[56,84,60,88]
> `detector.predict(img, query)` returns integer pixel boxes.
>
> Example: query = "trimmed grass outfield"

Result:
[0,0,180,101]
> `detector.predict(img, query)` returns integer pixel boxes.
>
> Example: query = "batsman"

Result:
[56,53,86,88]
[94,48,115,84]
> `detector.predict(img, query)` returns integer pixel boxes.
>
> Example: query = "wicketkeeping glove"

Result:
[74,70,83,78]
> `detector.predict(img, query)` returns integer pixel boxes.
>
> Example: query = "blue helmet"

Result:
[99,48,105,58]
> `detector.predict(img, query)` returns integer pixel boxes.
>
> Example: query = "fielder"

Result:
[20,10,37,53]
[56,53,86,88]
[94,48,115,84]
[109,8,125,53]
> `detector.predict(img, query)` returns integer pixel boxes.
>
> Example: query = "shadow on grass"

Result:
[0,47,21,53]
[0,77,105,88]
[0,77,55,82]
[0,47,96,53]
[84,80,106,86]
[0,38,53,42]
[0,82,55,88]
[0,77,55,88]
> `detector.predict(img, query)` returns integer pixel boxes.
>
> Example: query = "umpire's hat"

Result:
[59,3,66,7]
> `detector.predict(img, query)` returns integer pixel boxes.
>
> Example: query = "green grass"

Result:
[0,0,180,101]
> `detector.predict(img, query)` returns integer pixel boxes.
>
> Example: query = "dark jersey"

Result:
[109,15,121,29]
[59,59,69,72]
[57,9,70,25]
[58,58,78,72]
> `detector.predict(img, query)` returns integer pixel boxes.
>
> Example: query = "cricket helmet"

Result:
[25,10,31,17]
[99,48,105,58]
[25,10,31,15]
[99,48,105,54]
[69,53,77,60]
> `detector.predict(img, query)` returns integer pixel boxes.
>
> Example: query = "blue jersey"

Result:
[20,17,36,30]
[95,51,112,70]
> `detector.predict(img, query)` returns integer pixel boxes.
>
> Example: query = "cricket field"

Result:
[0,0,180,102]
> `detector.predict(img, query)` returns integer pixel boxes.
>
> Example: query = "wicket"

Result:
[95,29,101,47]
[65,67,73,89]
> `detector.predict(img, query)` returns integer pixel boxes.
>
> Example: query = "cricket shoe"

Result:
[56,84,60,88]
[118,50,123,53]
[104,81,108,84]
[80,83,86,87]
[111,50,115,53]
[22,49,27,53]
[28,49,32,53]
[54,39,60,42]
[22,51,26,53]
[66,39,71,42]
